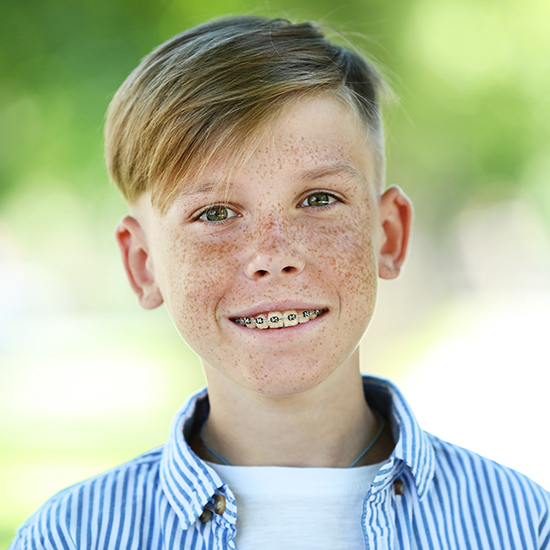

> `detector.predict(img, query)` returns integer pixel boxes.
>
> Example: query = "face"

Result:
[119,96,411,397]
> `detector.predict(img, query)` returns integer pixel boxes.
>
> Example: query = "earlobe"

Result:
[378,186,413,280]
[114,216,164,309]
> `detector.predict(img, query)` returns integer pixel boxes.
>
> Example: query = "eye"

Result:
[198,204,238,223]
[299,192,339,208]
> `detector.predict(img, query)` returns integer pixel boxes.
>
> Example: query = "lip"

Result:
[229,301,328,320]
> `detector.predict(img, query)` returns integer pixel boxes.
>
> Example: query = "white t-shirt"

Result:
[208,462,382,550]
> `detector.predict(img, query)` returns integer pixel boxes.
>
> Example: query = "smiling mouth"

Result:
[231,309,326,329]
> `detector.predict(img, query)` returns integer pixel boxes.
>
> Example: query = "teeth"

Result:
[267,312,284,329]
[255,314,269,329]
[298,310,310,323]
[283,310,298,327]
[243,317,256,329]
[234,309,323,329]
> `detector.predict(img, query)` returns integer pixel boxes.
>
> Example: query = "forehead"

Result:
[167,95,377,206]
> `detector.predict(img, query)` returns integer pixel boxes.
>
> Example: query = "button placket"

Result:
[393,479,405,496]
[363,482,397,550]
[198,492,227,524]
[214,494,226,515]
[199,508,212,523]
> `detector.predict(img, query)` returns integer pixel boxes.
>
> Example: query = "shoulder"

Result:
[427,433,550,519]
[11,447,164,550]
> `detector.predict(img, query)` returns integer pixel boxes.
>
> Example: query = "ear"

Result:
[378,186,413,280]
[114,215,164,309]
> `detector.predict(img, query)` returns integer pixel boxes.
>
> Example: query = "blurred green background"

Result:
[1,0,550,546]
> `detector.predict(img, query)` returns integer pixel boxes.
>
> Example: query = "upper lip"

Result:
[229,302,328,319]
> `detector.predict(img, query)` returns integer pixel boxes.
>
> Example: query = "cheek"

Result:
[304,212,379,332]
[160,230,241,326]
[304,212,378,286]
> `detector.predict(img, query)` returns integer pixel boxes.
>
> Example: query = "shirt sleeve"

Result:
[7,533,24,550]
[7,513,77,550]
[540,501,550,549]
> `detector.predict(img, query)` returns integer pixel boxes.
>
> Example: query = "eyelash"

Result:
[195,204,239,224]
[194,191,341,224]
[298,191,340,209]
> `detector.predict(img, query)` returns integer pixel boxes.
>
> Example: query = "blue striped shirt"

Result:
[9,376,550,549]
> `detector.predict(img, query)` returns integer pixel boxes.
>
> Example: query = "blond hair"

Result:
[105,16,388,211]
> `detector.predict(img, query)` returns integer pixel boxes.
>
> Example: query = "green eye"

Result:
[199,205,237,222]
[300,192,336,208]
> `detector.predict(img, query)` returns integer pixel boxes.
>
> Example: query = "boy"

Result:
[10,15,550,550]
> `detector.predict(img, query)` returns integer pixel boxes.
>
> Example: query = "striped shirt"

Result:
[9,376,550,549]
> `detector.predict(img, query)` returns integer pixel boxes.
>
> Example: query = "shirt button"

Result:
[214,494,226,515]
[394,479,405,495]
[199,509,212,523]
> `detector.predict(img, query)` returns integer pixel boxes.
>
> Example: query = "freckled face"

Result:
[137,96,382,397]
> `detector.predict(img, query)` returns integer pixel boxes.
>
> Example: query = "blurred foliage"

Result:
[1,0,549,234]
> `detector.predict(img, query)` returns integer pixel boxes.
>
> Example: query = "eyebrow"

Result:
[178,182,219,197]
[170,181,232,208]
[297,163,362,182]
[174,162,362,201]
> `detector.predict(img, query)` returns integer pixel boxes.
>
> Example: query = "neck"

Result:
[195,351,392,468]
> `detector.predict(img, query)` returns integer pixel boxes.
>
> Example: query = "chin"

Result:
[237,364,336,398]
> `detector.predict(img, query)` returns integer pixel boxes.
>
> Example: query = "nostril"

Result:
[244,252,306,280]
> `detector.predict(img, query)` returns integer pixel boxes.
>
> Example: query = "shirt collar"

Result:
[362,375,435,500]
[160,386,226,529]
[160,375,436,527]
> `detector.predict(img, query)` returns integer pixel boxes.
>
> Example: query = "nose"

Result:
[244,220,306,281]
